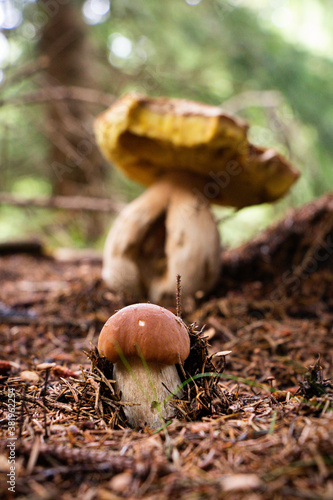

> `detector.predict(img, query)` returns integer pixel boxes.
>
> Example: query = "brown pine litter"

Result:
[0,194,332,499]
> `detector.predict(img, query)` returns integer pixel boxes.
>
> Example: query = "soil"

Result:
[0,193,332,499]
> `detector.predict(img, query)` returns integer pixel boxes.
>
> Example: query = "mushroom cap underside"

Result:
[94,92,300,208]
[98,303,190,365]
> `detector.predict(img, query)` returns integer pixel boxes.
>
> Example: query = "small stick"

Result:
[41,368,50,439]
[41,368,50,398]
[76,383,88,422]
[18,384,27,440]
[176,274,182,318]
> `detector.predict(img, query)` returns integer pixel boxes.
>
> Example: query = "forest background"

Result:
[0,0,332,250]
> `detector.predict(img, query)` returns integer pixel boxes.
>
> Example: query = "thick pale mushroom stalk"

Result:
[114,358,182,428]
[102,178,172,299]
[102,173,221,301]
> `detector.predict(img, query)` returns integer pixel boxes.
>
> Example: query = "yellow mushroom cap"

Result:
[94,92,299,208]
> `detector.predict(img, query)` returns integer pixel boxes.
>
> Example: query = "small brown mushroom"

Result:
[98,303,190,428]
[95,93,299,301]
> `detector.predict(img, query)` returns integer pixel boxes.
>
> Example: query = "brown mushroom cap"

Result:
[98,303,190,365]
[94,92,299,208]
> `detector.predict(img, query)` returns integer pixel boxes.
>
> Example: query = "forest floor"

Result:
[0,193,332,500]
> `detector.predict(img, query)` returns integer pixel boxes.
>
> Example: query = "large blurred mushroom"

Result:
[95,93,299,301]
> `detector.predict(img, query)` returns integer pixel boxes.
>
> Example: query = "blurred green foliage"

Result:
[0,0,332,248]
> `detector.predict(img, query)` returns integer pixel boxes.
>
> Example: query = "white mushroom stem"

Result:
[114,358,183,428]
[102,172,221,301]
[149,174,222,302]
[102,177,173,298]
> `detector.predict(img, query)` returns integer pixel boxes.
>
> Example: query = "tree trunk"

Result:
[39,1,107,240]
